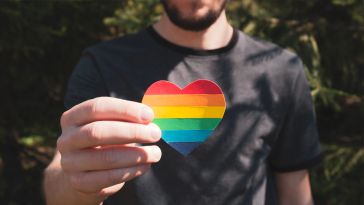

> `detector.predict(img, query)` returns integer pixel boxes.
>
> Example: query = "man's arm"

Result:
[44,151,112,205]
[275,170,314,205]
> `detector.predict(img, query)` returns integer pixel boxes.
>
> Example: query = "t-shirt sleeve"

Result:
[64,51,109,110]
[268,62,322,172]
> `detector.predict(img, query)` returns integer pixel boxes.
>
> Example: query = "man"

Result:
[44,0,322,204]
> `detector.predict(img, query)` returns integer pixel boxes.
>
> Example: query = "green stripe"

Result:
[153,118,221,130]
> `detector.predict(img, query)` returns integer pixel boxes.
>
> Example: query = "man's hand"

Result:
[44,97,162,205]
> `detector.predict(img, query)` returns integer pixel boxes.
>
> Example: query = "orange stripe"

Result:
[142,94,225,106]
[151,106,225,118]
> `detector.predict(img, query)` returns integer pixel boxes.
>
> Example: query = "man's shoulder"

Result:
[237,31,304,80]
[84,28,152,57]
[239,31,301,68]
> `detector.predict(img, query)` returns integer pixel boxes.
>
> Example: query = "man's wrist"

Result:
[43,158,104,205]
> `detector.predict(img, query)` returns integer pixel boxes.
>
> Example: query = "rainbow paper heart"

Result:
[142,80,226,155]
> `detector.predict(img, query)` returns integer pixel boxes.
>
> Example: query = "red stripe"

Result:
[145,80,223,95]
[145,81,181,94]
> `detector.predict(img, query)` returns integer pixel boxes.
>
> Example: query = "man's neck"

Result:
[153,11,233,50]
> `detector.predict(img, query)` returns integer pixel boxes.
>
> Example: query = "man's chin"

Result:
[167,11,222,31]
[162,0,226,31]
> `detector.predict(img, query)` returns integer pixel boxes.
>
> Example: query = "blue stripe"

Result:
[169,142,202,155]
[162,130,212,142]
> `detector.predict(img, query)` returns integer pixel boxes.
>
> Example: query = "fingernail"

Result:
[141,106,154,122]
[150,124,161,140]
[152,146,162,161]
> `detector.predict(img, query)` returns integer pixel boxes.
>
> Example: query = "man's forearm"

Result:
[276,170,314,205]
[43,153,103,205]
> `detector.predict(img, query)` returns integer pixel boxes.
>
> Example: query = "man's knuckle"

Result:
[60,155,72,172]
[132,125,145,141]
[56,135,67,152]
[106,170,122,185]
[123,102,139,119]
[69,174,84,189]
[102,150,118,165]
[121,101,132,117]
[89,97,105,117]
[60,111,69,128]
[84,123,102,143]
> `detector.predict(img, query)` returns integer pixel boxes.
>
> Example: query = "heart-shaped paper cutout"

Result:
[142,80,226,155]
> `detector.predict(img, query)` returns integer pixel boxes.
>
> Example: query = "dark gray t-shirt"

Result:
[65,27,322,205]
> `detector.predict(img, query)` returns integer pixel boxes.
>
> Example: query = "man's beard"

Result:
[161,0,227,32]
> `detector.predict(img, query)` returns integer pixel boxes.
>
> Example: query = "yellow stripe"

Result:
[151,106,225,118]
[142,94,225,106]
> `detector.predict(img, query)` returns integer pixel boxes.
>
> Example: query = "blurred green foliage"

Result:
[0,1,120,204]
[0,0,363,204]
